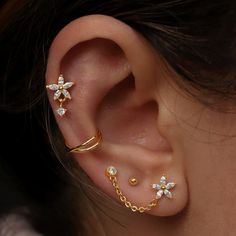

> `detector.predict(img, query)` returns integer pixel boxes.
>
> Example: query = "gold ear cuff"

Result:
[66,130,102,153]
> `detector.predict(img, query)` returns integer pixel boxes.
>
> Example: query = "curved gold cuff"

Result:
[66,130,102,153]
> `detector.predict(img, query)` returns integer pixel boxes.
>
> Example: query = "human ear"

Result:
[45,14,188,216]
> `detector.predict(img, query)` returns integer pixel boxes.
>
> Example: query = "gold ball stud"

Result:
[129,177,138,186]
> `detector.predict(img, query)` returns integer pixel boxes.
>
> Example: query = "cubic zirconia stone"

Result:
[58,75,64,85]
[160,176,167,184]
[62,89,71,99]
[54,90,62,100]
[107,166,117,176]
[56,107,67,116]
[164,190,173,198]
[63,82,74,89]
[156,190,164,199]
[47,84,59,90]
[166,182,175,190]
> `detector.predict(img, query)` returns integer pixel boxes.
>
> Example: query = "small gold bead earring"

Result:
[129,177,138,186]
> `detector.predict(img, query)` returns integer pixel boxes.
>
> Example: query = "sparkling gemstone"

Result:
[56,107,67,116]
[156,190,164,199]
[63,82,74,89]
[164,190,173,198]
[152,184,161,190]
[58,75,64,85]
[54,90,62,100]
[166,182,175,190]
[46,84,59,91]
[107,166,117,176]
[62,89,71,99]
[152,184,157,189]
[160,176,167,184]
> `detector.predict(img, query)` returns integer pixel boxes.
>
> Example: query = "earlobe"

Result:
[45,14,188,217]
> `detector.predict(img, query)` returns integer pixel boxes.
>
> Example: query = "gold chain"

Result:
[109,175,158,213]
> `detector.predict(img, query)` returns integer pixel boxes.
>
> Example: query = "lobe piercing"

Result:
[106,166,157,213]
[152,175,176,199]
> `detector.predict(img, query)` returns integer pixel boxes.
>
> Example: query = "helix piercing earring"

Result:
[129,177,138,186]
[46,74,74,116]
[152,175,176,199]
[106,166,158,213]
[66,130,102,153]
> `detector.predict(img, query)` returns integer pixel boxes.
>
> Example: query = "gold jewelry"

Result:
[46,74,74,116]
[152,176,176,199]
[129,177,138,186]
[106,166,158,213]
[67,130,102,153]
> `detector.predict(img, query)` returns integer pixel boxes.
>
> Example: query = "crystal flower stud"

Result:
[152,176,176,199]
[46,74,74,116]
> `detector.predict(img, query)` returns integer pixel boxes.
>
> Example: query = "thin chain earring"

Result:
[106,166,158,213]
[106,166,176,213]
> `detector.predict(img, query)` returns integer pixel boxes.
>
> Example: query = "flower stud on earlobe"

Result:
[46,74,74,116]
[152,176,176,199]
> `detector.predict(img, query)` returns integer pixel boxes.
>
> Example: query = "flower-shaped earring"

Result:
[152,176,176,199]
[46,74,74,116]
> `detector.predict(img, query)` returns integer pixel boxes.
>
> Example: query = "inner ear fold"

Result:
[96,75,169,152]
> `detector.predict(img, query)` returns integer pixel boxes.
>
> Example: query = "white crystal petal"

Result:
[166,182,176,190]
[62,89,71,99]
[160,176,167,184]
[63,82,74,89]
[46,84,59,91]
[156,190,164,199]
[56,107,67,116]
[54,90,61,100]
[152,184,161,190]
[58,75,64,85]
[164,190,173,199]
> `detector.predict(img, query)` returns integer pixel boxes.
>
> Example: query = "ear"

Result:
[45,14,188,216]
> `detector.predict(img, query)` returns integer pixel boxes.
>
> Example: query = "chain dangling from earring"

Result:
[106,166,158,213]
[106,166,176,213]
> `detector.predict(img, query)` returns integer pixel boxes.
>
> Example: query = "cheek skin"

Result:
[157,78,236,234]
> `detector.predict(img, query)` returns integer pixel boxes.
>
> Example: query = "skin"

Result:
[46,15,236,236]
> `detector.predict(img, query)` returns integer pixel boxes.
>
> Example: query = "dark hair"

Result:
[0,0,236,235]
